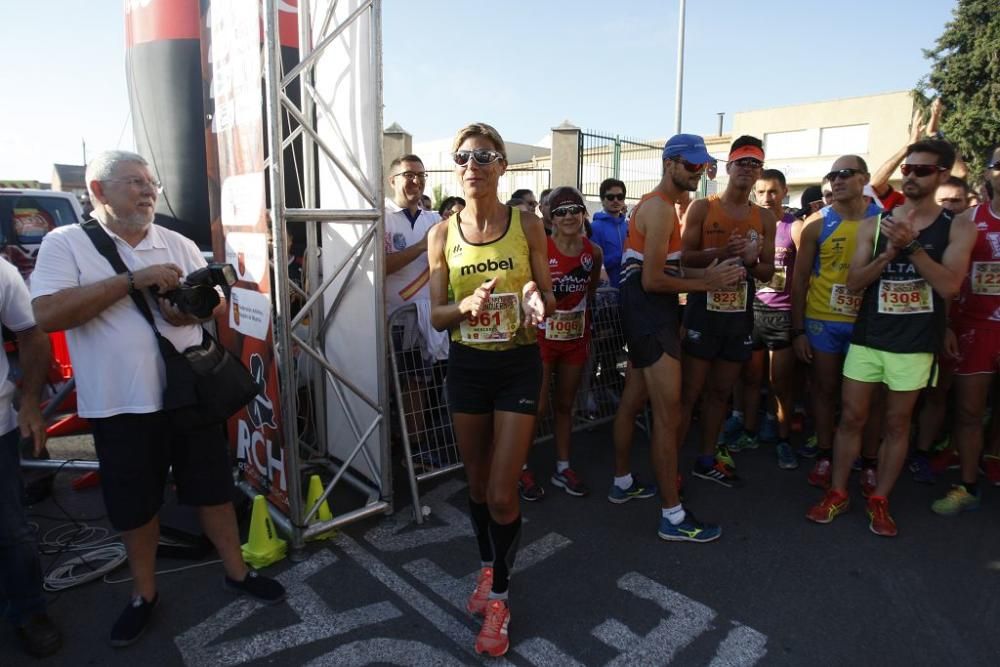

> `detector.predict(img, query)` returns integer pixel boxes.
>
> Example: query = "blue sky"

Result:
[2,0,957,182]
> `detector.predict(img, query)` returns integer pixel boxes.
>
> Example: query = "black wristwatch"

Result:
[902,239,923,255]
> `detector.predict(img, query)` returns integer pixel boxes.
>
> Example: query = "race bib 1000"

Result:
[877,279,933,315]
[460,292,520,343]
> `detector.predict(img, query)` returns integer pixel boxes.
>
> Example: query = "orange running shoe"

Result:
[466,567,493,616]
[867,496,897,537]
[475,599,511,657]
[807,458,832,489]
[806,489,849,524]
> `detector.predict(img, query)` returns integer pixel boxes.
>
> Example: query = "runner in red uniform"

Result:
[536,187,602,496]
[932,144,1000,514]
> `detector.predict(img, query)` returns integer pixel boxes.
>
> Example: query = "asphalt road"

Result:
[6,425,1000,666]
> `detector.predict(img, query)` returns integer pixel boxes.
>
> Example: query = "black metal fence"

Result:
[578,131,662,202]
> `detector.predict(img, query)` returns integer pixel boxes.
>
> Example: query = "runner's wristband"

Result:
[902,239,923,255]
[126,270,136,294]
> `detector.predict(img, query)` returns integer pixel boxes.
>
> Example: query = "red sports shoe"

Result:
[475,599,511,657]
[983,455,1000,487]
[466,567,493,616]
[867,496,898,537]
[806,489,849,524]
[808,459,832,489]
[930,450,960,474]
[860,467,878,498]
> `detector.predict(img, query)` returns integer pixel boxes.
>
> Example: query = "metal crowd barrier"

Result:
[388,287,628,522]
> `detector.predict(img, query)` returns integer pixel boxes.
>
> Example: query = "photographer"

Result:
[29,151,284,648]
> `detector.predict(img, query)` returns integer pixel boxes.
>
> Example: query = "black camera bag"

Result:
[81,220,259,430]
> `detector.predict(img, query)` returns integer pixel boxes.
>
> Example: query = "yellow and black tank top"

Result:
[445,206,536,350]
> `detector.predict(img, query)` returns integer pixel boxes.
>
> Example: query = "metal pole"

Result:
[263,0,306,554]
[673,0,686,134]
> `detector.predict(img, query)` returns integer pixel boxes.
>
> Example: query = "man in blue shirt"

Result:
[590,178,628,287]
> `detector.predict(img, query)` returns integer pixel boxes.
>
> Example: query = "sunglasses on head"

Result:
[452,149,505,167]
[731,158,763,170]
[672,158,708,173]
[900,163,947,178]
[603,193,626,201]
[552,204,585,217]
[824,168,864,182]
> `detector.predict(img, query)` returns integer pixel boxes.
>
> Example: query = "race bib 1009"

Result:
[544,308,585,341]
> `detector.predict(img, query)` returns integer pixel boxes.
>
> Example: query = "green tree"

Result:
[915,0,1000,175]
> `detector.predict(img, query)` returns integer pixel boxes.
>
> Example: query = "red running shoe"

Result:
[930,450,960,474]
[867,496,898,537]
[982,455,1000,487]
[806,489,849,524]
[807,459,832,489]
[475,599,511,657]
[518,469,545,502]
[466,567,493,616]
[860,467,877,498]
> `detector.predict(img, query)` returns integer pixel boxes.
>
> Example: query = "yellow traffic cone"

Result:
[305,474,337,541]
[241,495,287,568]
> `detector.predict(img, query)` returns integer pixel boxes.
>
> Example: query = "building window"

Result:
[819,124,869,156]
[763,129,819,160]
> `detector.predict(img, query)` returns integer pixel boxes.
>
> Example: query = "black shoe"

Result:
[224,570,286,604]
[110,593,158,647]
[16,612,62,658]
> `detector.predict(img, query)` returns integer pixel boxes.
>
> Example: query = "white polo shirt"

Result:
[30,222,207,418]
[383,199,440,315]
[0,257,38,434]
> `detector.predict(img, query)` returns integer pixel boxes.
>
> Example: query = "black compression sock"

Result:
[488,515,522,596]
[862,456,878,470]
[468,499,494,563]
[818,449,832,460]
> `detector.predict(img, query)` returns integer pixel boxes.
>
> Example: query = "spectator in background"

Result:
[511,189,538,215]
[936,176,971,214]
[420,194,433,211]
[438,196,466,220]
[590,178,628,287]
[0,256,59,658]
[796,185,826,220]
[538,188,553,235]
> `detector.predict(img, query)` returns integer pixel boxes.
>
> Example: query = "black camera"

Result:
[153,263,238,319]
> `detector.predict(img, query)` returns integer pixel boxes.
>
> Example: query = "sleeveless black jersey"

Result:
[851,208,953,353]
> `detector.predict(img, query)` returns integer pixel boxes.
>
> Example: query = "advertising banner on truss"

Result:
[200,0,289,511]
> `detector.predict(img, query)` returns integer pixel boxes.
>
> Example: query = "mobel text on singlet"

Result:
[460,256,515,276]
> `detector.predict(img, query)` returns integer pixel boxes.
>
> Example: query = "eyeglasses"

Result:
[104,177,163,193]
[937,197,966,204]
[390,170,427,181]
[824,168,864,182]
[452,149,505,167]
[731,158,763,170]
[900,163,948,178]
[672,158,708,173]
[603,193,626,201]
[552,205,586,217]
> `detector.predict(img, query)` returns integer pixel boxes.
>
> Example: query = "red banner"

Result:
[200,0,290,511]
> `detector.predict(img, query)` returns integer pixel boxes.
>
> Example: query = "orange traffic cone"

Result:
[305,475,336,542]
[241,495,287,568]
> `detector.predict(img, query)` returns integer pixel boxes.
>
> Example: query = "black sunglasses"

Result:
[552,205,586,217]
[900,163,948,178]
[672,158,708,173]
[731,158,763,169]
[603,193,626,201]
[989,161,1000,171]
[452,149,505,166]
[824,168,865,182]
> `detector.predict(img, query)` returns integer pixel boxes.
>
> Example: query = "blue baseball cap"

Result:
[662,134,713,163]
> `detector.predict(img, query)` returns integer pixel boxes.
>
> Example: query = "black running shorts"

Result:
[751,302,792,351]
[446,343,542,415]
[620,279,681,368]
